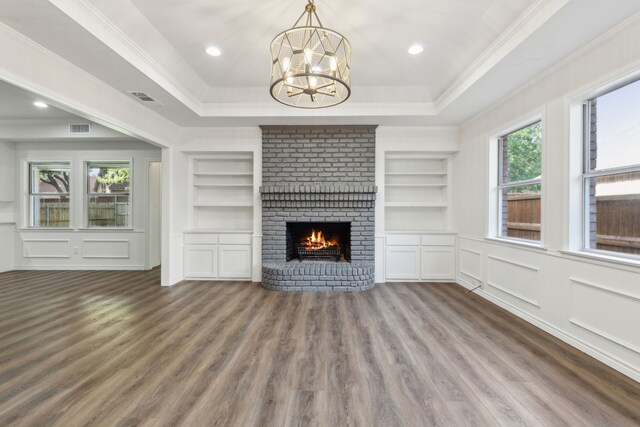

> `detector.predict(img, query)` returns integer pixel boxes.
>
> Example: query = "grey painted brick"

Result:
[260,126,377,292]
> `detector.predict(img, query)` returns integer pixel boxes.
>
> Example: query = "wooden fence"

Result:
[506,193,640,254]
[37,202,129,227]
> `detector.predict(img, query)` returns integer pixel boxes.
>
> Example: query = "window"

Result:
[583,79,640,257]
[29,162,71,228]
[87,161,131,227]
[497,121,542,242]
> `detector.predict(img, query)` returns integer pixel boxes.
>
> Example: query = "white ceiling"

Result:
[0,79,79,121]
[1,0,640,127]
[126,0,531,98]
[0,79,135,143]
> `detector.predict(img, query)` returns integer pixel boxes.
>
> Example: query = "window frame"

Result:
[581,95,640,259]
[496,120,543,245]
[27,161,72,228]
[85,160,133,229]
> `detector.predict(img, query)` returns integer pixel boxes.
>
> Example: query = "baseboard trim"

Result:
[456,276,640,383]
[159,274,184,287]
[13,265,146,271]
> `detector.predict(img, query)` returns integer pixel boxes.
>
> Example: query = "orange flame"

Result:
[301,229,337,250]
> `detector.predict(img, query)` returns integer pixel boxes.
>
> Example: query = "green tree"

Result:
[39,170,70,193]
[94,168,130,193]
[506,122,541,193]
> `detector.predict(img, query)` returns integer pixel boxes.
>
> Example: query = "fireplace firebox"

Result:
[286,222,350,262]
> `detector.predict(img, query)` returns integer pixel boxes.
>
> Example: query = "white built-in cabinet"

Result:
[384,152,456,281]
[183,153,254,280]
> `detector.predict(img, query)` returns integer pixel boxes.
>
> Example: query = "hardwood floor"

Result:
[0,269,639,426]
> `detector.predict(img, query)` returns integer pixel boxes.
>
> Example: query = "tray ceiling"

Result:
[1,0,639,126]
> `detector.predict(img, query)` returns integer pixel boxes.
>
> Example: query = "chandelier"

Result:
[269,0,352,109]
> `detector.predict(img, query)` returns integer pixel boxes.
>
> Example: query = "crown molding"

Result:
[48,0,207,114]
[434,0,570,114]
[47,0,568,121]
[0,21,178,147]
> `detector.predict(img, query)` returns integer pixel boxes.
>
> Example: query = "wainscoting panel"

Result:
[82,239,130,259]
[486,255,540,307]
[570,278,640,355]
[459,247,482,281]
[23,239,70,258]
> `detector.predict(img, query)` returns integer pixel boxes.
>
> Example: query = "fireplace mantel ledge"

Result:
[260,185,377,194]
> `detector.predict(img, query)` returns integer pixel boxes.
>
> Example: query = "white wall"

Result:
[0,139,15,272]
[13,141,161,270]
[453,15,640,381]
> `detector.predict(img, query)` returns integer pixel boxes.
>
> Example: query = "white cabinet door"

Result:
[385,246,420,280]
[184,245,218,278]
[421,247,455,280]
[219,245,251,279]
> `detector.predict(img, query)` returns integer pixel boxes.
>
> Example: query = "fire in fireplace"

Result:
[286,222,350,262]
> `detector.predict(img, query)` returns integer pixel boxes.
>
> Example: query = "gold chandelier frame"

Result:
[270,0,352,108]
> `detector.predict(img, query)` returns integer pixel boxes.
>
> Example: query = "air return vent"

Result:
[69,123,90,134]
[129,91,157,102]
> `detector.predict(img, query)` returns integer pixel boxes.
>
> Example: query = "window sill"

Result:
[559,249,640,271]
[484,237,547,251]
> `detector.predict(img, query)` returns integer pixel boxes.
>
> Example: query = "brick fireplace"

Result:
[260,126,377,291]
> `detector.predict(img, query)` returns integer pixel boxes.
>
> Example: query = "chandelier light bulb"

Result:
[308,76,318,89]
[282,57,291,72]
[329,56,338,71]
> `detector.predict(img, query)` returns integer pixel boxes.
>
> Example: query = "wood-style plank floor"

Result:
[0,269,639,426]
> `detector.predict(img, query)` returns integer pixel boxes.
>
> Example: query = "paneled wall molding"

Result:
[486,255,541,308]
[14,265,145,271]
[569,277,640,356]
[459,247,483,281]
[22,239,70,259]
[455,235,640,381]
[81,239,131,259]
[456,275,640,383]
[460,234,640,274]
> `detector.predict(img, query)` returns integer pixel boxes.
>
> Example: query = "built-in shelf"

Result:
[193,184,253,188]
[386,202,447,208]
[193,172,253,177]
[385,172,447,176]
[193,202,254,207]
[384,152,451,233]
[385,184,447,188]
[190,153,254,231]
[183,229,253,234]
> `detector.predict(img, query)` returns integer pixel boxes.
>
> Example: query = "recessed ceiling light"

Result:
[408,44,424,55]
[33,101,48,108]
[205,46,222,57]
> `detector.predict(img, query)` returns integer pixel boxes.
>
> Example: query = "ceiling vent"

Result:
[129,91,159,103]
[69,123,91,134]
